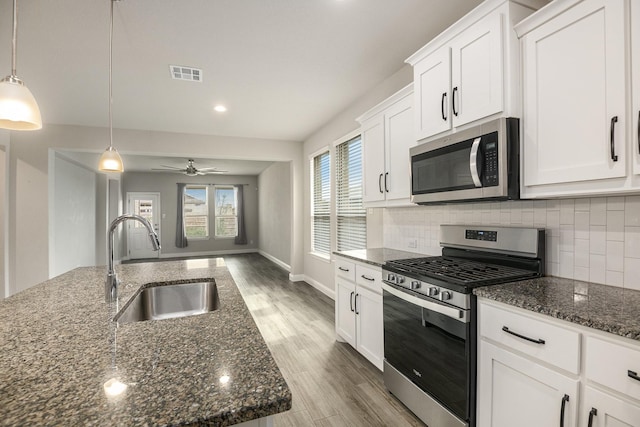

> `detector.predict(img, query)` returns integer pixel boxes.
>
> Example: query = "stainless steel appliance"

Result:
[410,117,520,204]
[382,225,545,427]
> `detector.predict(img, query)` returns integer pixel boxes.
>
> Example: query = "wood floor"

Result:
[223,253,424,427]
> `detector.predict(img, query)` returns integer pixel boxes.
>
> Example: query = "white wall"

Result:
[8,125,303,294]
[0,136,7,299]
[51,154,97,277]
[382,196,640,291]
[301,65,413,297]
[123,172,260,256]
[258,162,292,269]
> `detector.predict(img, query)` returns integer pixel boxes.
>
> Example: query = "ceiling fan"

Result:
[152,159,228,176]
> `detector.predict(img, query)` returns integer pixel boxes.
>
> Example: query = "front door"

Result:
[127,192,161,259]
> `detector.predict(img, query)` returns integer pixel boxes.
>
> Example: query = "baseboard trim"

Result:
[158,249,258,259]
[290,274,335,300]
[258,250,291,272]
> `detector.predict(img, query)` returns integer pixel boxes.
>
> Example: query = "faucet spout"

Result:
[106,214,161,303]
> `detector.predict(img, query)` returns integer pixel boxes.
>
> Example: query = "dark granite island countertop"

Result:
[333,247,426,267]
[0,258,291,426]
[474,276,640,341]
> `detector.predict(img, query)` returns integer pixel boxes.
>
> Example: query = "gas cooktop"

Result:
[384,256,539,288]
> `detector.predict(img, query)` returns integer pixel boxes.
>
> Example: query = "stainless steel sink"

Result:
[114,281,220,325]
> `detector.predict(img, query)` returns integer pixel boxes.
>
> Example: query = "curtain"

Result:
[175,183,188,248]
[234,185,247,245]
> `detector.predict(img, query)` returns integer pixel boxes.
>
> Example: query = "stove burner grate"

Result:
[387,256,536,286]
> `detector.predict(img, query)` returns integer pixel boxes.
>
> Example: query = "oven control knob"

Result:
[386,273,396,282]
[397,276,405,284]
[409,281,421,290]
[428,287,439,297]
[440,291,452,301]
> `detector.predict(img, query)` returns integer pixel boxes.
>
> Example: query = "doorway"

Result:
[126,192,161,259]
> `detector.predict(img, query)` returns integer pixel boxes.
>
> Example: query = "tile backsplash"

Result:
[382,196,640,291]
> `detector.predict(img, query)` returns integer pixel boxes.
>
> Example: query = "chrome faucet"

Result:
[106,214,160,302]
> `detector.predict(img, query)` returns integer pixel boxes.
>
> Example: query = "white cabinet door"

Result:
[451,12,503,128]
[335,279,356,348]
[355,285,383,370]
[384,94,414,202]
[582,387,640,427]
[632,0,640,177]
[414,46,451,140]
[522,0,626,187]
[361,116,385,204]
[478,341,579,427]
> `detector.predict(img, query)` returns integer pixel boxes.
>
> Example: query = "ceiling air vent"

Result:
[169,65,202,82]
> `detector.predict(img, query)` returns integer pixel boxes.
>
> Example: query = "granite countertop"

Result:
[0,259,291,426]
[474,276,640,341]
[333,247,426,267]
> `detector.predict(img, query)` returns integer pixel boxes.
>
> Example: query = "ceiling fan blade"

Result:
[151,168,185,172]
[158,165,186,170]
[198,167,221,171]
[204,170,227,174]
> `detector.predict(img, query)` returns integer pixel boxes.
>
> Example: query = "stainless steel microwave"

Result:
[410,117,520,204]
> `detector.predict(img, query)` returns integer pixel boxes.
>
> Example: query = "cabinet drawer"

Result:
[355,264,382,293]
[585,336,640,401]
[334,258,355,282]
[479,303,581,374]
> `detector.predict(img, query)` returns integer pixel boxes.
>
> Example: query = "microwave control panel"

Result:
[482,132,499,187]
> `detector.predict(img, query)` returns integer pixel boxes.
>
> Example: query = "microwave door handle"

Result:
[469,137,482,187]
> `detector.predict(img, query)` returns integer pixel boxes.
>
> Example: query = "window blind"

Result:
[312,151,331,255]
[336,135,366,251]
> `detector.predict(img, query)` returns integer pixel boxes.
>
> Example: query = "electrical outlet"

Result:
[408,239,417,249]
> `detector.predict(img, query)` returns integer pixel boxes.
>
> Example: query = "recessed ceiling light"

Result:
[214,105,227,113]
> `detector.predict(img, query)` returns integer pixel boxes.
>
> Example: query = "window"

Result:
[214,186,238,238]
[311,150,331,256]
[336,135,366,251]
[184,185,209,238]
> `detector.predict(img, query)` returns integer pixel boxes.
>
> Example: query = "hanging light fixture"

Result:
[0,0,42,131]
[99,0,124,172]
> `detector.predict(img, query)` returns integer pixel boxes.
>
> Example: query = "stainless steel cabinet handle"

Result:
[501,326,546,344]
[628,370,640,382]
[560,394,569,427]
[611,116,618,161]
[384,172,389,193]
[361,275,375,282]
[354,293,359,315]
[338,266,349,272]
[469,137,482,187]
[378,173,383,193]
[349,291,354,312]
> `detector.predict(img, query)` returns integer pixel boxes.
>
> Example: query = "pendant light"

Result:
[99,0,124,172]
[0,0,42,131]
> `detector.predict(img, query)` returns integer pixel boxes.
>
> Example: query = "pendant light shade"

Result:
[99,0,124,172]
[0,0,42,131]
[98,146,124,172]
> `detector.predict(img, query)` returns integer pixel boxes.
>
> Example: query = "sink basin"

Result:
[114,281,220,325]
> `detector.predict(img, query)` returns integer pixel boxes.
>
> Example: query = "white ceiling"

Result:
[2,0,483,174]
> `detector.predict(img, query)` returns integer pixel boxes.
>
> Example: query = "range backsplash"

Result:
[382,196,640,291]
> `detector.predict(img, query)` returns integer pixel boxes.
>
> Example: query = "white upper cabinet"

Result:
[519,0,626,197]
[518,0,640,198]
[450,12,504,129]
[357,84,414,207]
[407,0,544,142]
[633,0,640,178]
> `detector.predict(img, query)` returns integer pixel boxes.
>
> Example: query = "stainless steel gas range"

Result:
[382,225,545,427]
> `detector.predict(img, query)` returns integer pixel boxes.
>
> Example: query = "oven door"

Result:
[382,282,472,422]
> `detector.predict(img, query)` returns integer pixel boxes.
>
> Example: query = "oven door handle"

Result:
[469,137,482,188]
[382,282,468,323]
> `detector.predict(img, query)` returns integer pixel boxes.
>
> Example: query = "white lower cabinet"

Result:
[334,256,384,371]
[478,299,640,427]
[479,341,578,427]
[583,387,640,427]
